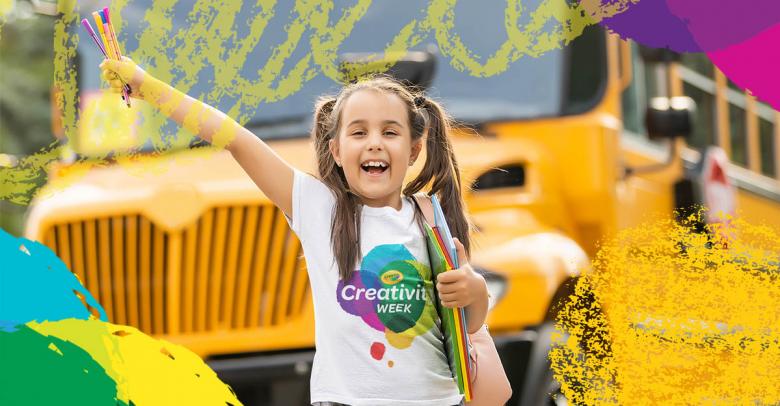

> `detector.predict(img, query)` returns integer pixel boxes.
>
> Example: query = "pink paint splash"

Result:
[370,342,385,361]
[707,23,780,110]
[597,0,780,109]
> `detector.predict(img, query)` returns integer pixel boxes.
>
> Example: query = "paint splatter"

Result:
[4,0,646,204]
[0,230,242,405]
[0,229,107,329]
[707,24,780,111]
[599,0,778,53]
[550,213,780,404]
[29,319,241,405]
[370,342,385,361]
[0,324,128,405]
[598,0,780,109]
[388,360,394,368]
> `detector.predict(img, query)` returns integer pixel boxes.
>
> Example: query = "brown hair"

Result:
[312,76,470,280]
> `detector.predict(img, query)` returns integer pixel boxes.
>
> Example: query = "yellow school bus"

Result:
[24,2,780,405]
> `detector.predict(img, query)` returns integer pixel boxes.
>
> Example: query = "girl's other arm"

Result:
[100,57,293,216]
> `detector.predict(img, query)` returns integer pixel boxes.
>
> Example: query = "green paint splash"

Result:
[0,324,128,405]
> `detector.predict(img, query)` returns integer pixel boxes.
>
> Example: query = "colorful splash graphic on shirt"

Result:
[337,244,438,354]
[0,229,241,405]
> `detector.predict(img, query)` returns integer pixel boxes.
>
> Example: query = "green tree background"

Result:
[0,1,55,237]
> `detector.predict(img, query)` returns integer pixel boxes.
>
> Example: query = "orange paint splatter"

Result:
[387,360,394,368]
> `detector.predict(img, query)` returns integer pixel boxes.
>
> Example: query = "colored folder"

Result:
[423,195,474,401]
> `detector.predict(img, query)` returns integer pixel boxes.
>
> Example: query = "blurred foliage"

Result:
[1,7,54,155]
[1,3,55,236]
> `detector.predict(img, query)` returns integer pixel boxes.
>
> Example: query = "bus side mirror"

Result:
[645,96,696,140]
[339,49,438,91]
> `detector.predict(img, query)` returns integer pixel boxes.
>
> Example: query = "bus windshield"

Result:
[75,1,606,150]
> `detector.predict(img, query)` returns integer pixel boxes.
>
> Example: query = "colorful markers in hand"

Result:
[80,7,132,107]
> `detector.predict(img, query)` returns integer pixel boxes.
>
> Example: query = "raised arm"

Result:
[100,57,293,216]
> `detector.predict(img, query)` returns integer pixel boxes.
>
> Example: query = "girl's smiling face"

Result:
[329,89,422,210]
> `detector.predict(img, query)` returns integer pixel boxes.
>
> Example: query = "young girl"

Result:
[100,57,489,406]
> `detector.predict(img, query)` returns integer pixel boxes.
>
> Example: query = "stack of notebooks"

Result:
[424,195,474,401]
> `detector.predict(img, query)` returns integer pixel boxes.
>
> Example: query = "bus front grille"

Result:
[41,205,310,335]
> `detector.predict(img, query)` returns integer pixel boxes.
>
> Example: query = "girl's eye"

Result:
[351,131,366,137]
[384,130,398,136]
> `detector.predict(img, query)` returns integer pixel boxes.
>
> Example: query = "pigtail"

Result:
[404,97,472,258]
[312,77,469,281]
[312,96,362,281]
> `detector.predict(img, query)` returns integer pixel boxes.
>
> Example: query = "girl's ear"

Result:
[329,137,341,166]
[410,139,422,165]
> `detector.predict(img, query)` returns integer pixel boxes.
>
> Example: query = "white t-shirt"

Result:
[287,169,462,406]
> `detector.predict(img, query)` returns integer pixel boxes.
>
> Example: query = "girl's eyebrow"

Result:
[347,119,405,128]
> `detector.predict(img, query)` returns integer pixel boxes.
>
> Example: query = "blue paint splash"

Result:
[0,228,107,331]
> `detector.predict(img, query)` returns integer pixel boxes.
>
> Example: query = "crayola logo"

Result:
[381,270,404,285]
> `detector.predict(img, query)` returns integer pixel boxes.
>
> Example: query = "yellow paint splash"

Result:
[550,213,780,405]
[28,318,241,405]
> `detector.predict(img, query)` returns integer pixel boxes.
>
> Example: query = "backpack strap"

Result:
[411,193,435,226]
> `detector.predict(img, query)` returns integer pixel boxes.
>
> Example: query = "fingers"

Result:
[436,261,481,308]
[98,57,141,99]
[102,70,119,82]
[99,57,136,82]
[436,267,465,284]
[99,58,118,72]
[99,60,121,85]
[440,299,461,309]
[453,237,468,267]
[438,291,464,302]
[438,286,470,308]
[436,269,468,308]
[436,278,466,295]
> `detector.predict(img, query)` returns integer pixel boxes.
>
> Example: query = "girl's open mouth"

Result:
[360,160,389,175]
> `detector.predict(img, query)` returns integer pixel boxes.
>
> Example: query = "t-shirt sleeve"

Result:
[286,168,335,242]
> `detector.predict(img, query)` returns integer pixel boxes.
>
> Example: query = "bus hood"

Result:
[25,134,553,240]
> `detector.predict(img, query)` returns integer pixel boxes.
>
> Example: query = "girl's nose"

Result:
[366,133,383,151]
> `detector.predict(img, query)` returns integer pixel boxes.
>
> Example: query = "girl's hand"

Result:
[99,56,149,101]
[436,238,488,309]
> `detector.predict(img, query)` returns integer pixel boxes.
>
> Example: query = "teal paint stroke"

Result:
[0,228,107,331]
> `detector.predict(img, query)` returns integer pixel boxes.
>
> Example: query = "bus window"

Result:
[759,117,776,177]
[682,82,716,149]
[620,42,661,137]
[728,102,748,167]
[620,42,646,135]
[680,53,713,78]
[677,54,780,180]
[678,54,717,150]
[562,25,607,115]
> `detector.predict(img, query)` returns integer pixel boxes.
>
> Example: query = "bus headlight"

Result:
[474,266,508,311]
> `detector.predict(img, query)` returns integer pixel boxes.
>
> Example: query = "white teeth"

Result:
[362,161,388,168]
